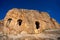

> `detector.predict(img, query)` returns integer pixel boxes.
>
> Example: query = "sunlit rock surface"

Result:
[0,8,60,40]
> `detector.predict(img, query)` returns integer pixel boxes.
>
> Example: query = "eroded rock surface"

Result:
[0,8,60,40]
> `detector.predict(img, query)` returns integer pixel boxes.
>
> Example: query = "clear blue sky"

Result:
[0,0,60,23]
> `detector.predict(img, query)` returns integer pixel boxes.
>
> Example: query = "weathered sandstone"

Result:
[0,8,60,40]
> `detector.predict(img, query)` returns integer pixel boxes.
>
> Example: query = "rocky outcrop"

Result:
[0,20,3,33]
[0,8,60,40]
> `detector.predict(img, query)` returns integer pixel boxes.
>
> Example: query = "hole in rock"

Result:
[35,21,40,29]
[17,19,22,26]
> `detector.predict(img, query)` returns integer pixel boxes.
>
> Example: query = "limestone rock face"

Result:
[2,8,60,35]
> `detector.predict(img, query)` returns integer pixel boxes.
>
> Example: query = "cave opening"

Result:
[35,21,40,29]
[17,19,22,26]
